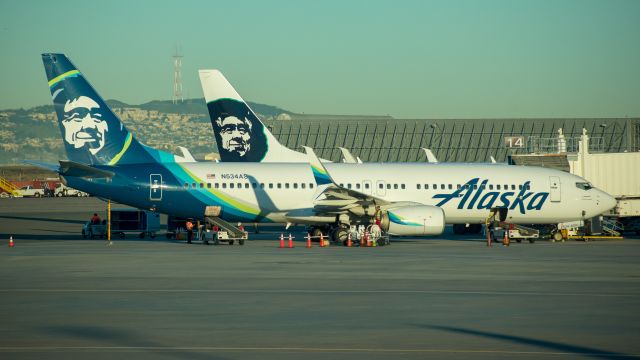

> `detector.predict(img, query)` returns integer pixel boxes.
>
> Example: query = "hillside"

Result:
[0,99,290,164]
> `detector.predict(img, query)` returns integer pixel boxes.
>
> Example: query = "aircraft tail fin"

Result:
[198,69,309,163]
[42,53,153,165]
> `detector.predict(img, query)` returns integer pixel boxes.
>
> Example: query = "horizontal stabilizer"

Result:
[22,160,60,173]
[59,160,114,178]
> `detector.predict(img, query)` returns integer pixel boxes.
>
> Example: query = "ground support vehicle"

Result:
[81,221,107,239]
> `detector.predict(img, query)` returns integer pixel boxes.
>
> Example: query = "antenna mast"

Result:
[172,45,183,104]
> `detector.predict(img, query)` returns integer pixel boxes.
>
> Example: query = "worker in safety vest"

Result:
[185,219,194,244]
[374,206,382,227]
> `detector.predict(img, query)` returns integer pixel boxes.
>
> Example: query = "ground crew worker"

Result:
[185,219,194,244]
[374,206,382,227]
[237,222,244,232]
[91,213,101,224]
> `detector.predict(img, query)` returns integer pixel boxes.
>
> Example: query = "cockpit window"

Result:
[576,182,593,191]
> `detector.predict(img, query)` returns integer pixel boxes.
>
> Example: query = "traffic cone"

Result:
[306,233,311,248]
[319,232,325,247]
[279,233,285,248]
[8,235,14,248]
[288,233,294,248]
[347,233,352,247]
[503,232,510,246]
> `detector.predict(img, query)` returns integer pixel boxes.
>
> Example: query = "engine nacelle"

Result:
[380,205,445,236]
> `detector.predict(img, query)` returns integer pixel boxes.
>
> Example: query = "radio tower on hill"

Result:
[172,45,183,104]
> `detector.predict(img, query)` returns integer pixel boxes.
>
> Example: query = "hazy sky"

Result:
[1,0,639,118]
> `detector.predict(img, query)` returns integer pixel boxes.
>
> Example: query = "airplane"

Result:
[35,54,617,243]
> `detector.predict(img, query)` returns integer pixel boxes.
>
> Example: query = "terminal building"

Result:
[263,116,640,163]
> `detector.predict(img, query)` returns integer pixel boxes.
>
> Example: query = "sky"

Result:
[1,0,639,118]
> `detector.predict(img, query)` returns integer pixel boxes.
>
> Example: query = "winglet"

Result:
[339,147,358,164]
[421,148,439,163]
[302,146,333,185]
[490,156,497,164]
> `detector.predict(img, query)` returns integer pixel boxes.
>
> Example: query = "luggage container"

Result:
[110,209,160,239]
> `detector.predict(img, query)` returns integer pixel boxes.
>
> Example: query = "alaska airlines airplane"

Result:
[36,54,616,241]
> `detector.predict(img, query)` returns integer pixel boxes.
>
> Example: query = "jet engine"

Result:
[379,205,445,236]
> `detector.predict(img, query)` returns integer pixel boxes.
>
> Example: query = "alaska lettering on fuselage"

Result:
[433,178,549,214]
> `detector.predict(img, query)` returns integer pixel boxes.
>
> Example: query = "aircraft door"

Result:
[150,174,162,201]
[376,180,386,196]
[363,180,372,195]
[549,176,561,202]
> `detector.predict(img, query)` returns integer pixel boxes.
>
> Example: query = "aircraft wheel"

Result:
[452,224,467,235]
[552,232,563,242]
[139,232,146,239]
[311,228,323,240]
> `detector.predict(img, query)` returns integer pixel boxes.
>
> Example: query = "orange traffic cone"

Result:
[503,232,510,246]
[319,232,325,247]
[288,233,294,248]
[347,233,352,247]
[279,233,285,248]
[306,233,311,248]
[8,235,14,248]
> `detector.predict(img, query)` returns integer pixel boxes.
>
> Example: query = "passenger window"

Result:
[387,184,391,189]
[309,183,314,189]
[207,183,211,189]
[441,184,445,190]
[433,184,437,189]
[379,183,384,189]
[339,183,344,187]
[347,184,352,189]
[215,183,219,189]
[200,183,204,188]
[489,184,493,190]
[192,183,196,188]
[518,185,522,190]
[393,184,397,190]
[457,184,461,189]
[417,184,421,190]
[365,183,370,189]
[448,184,452,190]
[511,185,516,190]
[526,184,531,190]
[293,183,298,189]
[401,184,406,190]
[222,183,227,189]
[356,183,361,189]
[277,183,282,189]
[183,182,188,189]
[285,183,290,189]
[496,185,501,190]
[301,183,306,189]
[269,183,273,189]
[260,183,265,189]
[230,183,235,189]
[245,183,249,189]
[252,183,257,188]
[425,184,429,189]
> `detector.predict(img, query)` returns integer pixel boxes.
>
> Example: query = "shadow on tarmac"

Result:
[40,325,229,360]
[0,214,85,224]
[420,324,632,359]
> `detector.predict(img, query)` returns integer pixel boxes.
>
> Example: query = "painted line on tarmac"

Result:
[0,346,638,357]
[0,288,636,297]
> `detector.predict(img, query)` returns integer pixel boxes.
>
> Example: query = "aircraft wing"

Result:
[302,146,424,216]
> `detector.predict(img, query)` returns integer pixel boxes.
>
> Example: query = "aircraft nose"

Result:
[599,191,617,214]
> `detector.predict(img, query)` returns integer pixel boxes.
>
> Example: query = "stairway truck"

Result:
[378,205,445,236]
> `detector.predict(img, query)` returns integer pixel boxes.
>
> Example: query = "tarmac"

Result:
[0,197,639,360]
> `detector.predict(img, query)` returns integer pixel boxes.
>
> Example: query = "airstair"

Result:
[602,218,624,237]
[203,206,245,238]
[0,176,21,197]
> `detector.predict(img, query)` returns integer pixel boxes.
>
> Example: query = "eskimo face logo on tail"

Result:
[433,178,549,214]
[207,99,267,162]
[62,96,108,155]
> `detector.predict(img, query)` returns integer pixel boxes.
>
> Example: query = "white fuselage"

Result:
[178,162,616,224]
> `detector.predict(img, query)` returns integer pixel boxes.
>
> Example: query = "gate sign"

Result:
[504,136,525,148]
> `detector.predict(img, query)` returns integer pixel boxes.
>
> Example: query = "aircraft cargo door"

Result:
[150,174,162,201]
[549,176,561,202]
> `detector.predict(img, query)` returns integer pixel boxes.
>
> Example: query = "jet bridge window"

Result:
[576,182,592,190]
